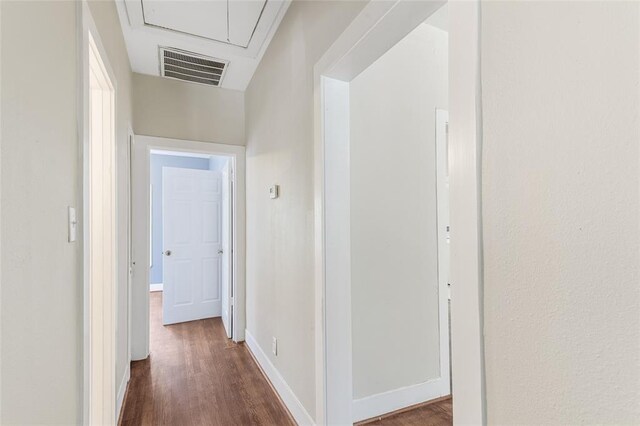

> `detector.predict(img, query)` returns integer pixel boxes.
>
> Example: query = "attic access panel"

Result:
[141,0,267,48]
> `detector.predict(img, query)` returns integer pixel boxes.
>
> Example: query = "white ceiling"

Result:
[116,0,291,91]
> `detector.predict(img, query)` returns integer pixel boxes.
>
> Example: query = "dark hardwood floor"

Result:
[119,292,294,426]
[357,397,452,426]
[120,292,452,426]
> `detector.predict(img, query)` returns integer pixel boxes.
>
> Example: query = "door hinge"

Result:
[230,296,234,306]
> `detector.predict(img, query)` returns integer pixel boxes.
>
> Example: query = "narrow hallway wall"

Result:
[244,0,367,419]
[0,0,133,422]
[133,73,245,146]
[1,2,80,421]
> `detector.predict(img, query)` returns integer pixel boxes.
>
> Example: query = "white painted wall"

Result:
[481,1,640,423]
[1,1,637,424]
[1,1,133,423]
[133,73,245,146]
[244,0,366,419]
[349,23,448,399]
[1,2,80,423]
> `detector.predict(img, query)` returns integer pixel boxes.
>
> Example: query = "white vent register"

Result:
[160,47,228,86]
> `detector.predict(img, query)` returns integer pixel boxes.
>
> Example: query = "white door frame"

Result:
[127,127,135,363]
[79,1,118,424]
[435,108,451,393]
[131,135,246,360]
[313,1,485,424]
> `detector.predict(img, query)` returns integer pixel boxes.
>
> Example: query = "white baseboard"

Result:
[150,283,163,292]
[244,329,315,425]
[352,377,450,422]
[116,362,131,421]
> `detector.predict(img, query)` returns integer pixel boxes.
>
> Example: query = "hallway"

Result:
[120,295,453,425]
[119,293,294,425]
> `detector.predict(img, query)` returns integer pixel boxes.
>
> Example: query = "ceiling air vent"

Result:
[159,47,228,87]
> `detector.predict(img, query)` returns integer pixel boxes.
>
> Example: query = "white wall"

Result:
[481,1,640,423]
[1,2,80,423]
[349,23,448,399]
[1,1,133,423]
[133,73,245,146]
[244,0,366,419]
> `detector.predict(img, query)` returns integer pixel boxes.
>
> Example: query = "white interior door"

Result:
[220,161,233,338]
[162,167,222,325]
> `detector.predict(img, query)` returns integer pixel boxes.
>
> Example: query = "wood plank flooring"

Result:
[119,292,294,426]
[120,292,452,426]
[356,397,452,426]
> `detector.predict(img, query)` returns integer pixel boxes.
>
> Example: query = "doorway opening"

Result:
[148,150,234,335]
[314,0,483,424]
[130,136,246,363]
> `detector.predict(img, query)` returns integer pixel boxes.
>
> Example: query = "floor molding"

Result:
[244,329,315,425]
[352,377,449,423]
[149,283,163,292]
[116,362,131,424]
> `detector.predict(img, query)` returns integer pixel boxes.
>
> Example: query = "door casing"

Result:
[130,135,246,360]
[313,1,485,424]
[79,2,118,423]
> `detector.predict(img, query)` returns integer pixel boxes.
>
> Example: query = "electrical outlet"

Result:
[272,337,278,356]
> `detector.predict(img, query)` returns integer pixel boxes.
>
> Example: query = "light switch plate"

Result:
[269,184,279,199]
[68,206,77,242]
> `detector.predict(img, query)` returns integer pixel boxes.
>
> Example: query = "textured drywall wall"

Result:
[244,0,366,418]
[349,23,448,399]
[133,73,245,146]
[1,1,133,422]
[481,1,640,423]
[1,2,80,423]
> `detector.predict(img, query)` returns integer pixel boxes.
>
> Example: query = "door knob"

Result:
[164,250,172,256]
[218,249,224,254]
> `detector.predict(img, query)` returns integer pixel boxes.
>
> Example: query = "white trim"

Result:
[244,330,315,426]
[352,378,450,423]
[448,1,486,422]
[79,2,119,423]
[435,108,451,392]
[127,127,134,372]
[131,135,246,362]
[319,76,353,425]
[149,283,163,292]
[150,149,212,159]
[116,363,131,422]
[313,1,484,424]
